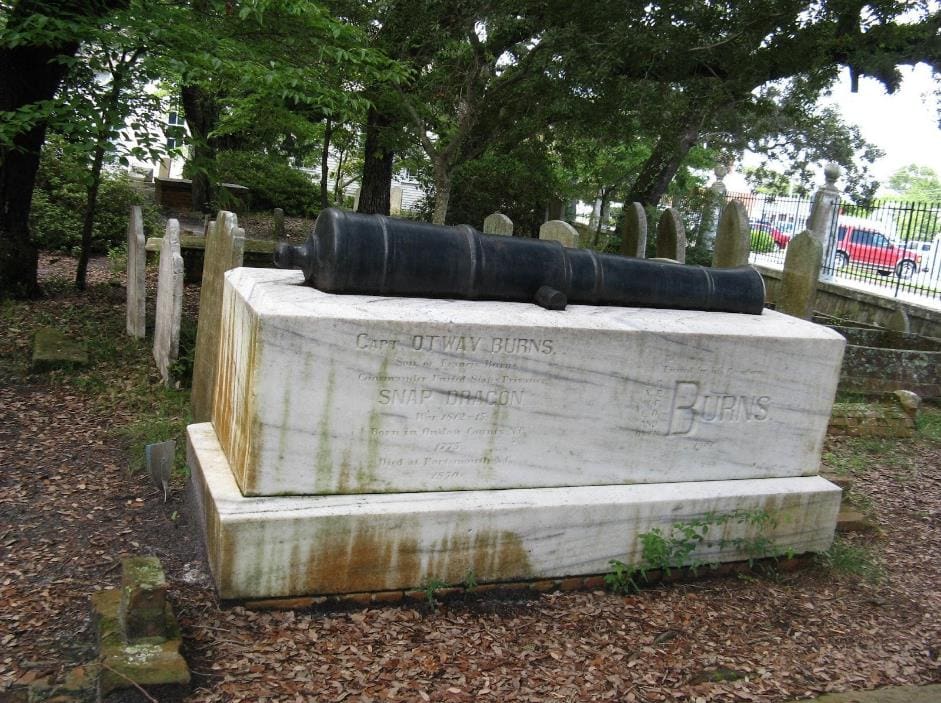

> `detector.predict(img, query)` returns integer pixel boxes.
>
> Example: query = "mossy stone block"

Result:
[31,328,88,372]
[92,588,189,698]
[120,556,168,642]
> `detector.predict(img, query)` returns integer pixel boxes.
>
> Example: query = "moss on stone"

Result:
[31,327,88,372]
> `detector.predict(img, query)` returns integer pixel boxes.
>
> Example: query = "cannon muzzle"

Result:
[274,208,765,314]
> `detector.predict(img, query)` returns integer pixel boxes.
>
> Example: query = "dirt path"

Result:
[0,255,939,702]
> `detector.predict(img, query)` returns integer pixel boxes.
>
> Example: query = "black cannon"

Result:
[274,208,765,314]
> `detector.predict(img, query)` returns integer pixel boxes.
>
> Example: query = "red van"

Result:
[835,220,921,279]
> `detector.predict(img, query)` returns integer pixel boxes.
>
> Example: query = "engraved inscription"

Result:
[668,381,770,435]
[354,328,540,473]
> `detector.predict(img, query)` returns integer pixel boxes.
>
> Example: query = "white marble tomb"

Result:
[188,422,842,600]
[211,268,845,497]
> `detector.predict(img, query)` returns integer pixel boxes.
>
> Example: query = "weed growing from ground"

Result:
[816,536,885,584]
[604,559,639,595]
[421,578,447,610]
[605,508,786,594]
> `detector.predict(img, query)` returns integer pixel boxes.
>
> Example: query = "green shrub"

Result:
[30,136,161,254]
[213,151,319,217]
[750,229,776,253]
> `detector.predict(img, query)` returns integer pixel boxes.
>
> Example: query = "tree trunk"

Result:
[357,106,394,216]
[181,84,219,212]
[627,111,706,207]
[77,63,130,290]
[0,0,127,299]
[75,144,106,290]
[431,159,452,225]
[320,118,333,211]
[333,149,346,202]
[0,40,78,298]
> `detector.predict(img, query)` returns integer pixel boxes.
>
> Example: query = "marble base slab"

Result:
[213,268,845,496]
[188,423,841,600]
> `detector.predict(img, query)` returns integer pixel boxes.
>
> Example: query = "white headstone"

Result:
[539,220,578,248]
[483,212,513,236]
[126,206,146,338]
[153,220,184,387]
[191,212,245,422]
[712,199,750,268]
[390,186,404,216]
[778,230,822,320]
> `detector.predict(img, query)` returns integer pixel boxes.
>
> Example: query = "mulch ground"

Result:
[0,254,939,702]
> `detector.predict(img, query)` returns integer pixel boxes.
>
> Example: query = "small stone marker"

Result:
[539,220,578,247]
[390,185,404,215]
[712,200,751,268]
[655,207,686,263]
[191,212,245,422]
[778,230,822,319]
[894,389,921,417]
[620,202,647,258]
[120,556,169,641]
[91,556,189,697]
[31,327,88,372]
[145,440,175,502]
[272,207,284,239]
[483,211,513,236]
[126,205,146,338]
[885,306,911,334]
[153,219,184,387]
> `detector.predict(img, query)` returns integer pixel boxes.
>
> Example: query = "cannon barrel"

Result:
[274,208,766,314]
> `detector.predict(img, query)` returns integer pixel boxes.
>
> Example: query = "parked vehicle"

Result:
[835,217,921,279]
[903,236,940,272]
[749,220,791,249]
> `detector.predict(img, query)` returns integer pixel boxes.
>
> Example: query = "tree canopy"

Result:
[1,0,940,296]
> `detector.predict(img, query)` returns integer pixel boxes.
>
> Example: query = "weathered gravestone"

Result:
[885,305,911,334]
[31,328,88,372]
[146,439,175,502]
[777,231,822,320]
[483,212,513,236]
[712,199,751,268]
[620,202,647,258]
[153,220,183,387]
[126,206,146,338]
[655,207,686,263]
[191,212,245,422]
[390,186,404,216]
[187,213,844,600]
[700,165,728,247]
[807,163,842,275]
[539,220,579,247]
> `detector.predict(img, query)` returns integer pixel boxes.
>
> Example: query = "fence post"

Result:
[806,163,841,280]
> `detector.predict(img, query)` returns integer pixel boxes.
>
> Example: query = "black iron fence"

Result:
[724,192,941,302]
